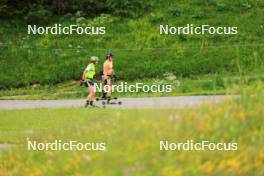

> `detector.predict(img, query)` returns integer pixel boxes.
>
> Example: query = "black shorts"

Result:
[84,80,94,87]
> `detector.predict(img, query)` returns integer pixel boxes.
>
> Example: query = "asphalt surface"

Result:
[0,96,234,110]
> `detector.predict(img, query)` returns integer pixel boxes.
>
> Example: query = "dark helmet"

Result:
[107,52,113,57]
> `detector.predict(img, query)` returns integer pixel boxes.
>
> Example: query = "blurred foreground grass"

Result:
[0,84,263,175]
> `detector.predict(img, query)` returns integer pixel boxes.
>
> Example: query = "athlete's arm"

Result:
[82,70,87,81]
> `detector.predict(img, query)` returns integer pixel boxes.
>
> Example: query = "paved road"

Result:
[0,96,235,110]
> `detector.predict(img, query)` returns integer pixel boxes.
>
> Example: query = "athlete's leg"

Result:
[103,77,112,99]
[85,81,95,107]
[102,78,108,99]
[88,85,95,105]
[106,78,112,97]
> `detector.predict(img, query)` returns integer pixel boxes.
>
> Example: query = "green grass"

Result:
[0,85,263,175]
[0,73,263,100]
[0,0,264,88]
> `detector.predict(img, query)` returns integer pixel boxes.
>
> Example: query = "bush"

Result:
[106,0,151,17]
[0,0,153,20]
[24,5,52,24]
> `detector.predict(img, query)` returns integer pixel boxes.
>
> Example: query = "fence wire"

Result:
[0,43,264,51]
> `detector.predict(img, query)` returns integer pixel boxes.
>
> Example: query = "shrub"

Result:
[24,5,52,24]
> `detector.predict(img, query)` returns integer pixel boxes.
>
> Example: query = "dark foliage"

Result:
[0,0,151,23]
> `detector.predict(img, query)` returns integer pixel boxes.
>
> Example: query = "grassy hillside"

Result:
[0,85,263,175]
[0,0,264,88]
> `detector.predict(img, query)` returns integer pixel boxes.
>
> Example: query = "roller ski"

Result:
[96,96,122,105]
[95,94,118,101]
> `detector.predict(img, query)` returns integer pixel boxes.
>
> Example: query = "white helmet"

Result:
[90,56,99,62]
